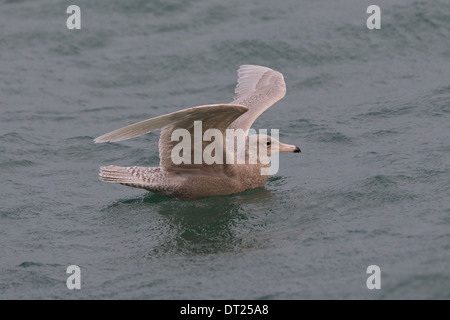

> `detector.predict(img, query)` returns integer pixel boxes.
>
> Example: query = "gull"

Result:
[94,65,301,200]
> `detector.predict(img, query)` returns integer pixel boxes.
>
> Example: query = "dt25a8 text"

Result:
[224,304,268,315]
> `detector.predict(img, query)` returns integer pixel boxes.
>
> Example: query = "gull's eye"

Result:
[266,141,271,146]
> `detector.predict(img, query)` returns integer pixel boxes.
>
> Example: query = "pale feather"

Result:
[94,104,249,174]
[229,65,286,133]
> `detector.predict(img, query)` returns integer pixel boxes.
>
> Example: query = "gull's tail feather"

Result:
[100,165,149,187]
[99,165,171,193]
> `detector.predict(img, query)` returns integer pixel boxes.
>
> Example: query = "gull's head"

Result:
[252,134,301,157]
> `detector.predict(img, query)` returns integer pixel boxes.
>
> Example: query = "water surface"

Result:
[0,0,449,299]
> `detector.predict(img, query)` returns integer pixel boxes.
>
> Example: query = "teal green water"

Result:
[1,0,449,299]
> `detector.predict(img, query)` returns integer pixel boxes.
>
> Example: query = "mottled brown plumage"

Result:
[95,65,300,200]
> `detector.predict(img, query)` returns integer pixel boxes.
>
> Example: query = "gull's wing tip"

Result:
[93,136,110,143]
